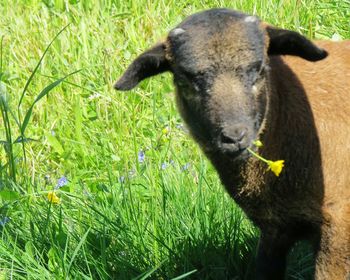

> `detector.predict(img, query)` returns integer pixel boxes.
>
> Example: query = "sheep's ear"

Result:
[266,26,328,61]
[114,43,170,90]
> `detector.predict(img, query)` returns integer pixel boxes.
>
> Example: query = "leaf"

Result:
[18,24,70,108]
[46,133,64,155]
[25,241,34,258]
[56,231,68,249]
[47,247,58,271]
[20,69,81,135]
[0,81,6,95]
[0,190,20,201]
[20,105,34,135]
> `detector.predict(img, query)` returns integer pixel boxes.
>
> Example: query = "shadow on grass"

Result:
[161,238,315,280]
[164,233,258,280]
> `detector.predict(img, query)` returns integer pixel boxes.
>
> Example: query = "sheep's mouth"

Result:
[224,147,249,159]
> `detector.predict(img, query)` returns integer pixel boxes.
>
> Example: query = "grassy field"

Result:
[0,0,349,279]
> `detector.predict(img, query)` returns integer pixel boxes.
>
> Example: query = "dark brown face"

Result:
[114,8,328,160]
[166,9,267,158]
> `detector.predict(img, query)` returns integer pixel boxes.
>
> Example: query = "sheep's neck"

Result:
[206,56,323,218]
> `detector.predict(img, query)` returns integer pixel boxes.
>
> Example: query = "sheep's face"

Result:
[114,9,328,160]
[166,10,267,158]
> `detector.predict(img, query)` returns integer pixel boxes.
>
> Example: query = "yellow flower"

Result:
[247,147,285,177]
[253,140,263,147]
[162,127,169,135]
[267,160,285,177]
[47,191,60,204]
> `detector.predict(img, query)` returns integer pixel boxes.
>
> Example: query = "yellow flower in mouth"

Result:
[266,160,285,177]
[47,191,60,204]
[247,140,285,177]
[253,140,263,147]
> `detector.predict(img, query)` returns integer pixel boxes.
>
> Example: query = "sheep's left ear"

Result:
[114,43,170,90]
[266,26,328,61]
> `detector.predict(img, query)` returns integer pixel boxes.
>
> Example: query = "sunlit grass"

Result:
[0,0,349,279]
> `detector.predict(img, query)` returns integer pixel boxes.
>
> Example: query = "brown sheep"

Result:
[114,8,350,280]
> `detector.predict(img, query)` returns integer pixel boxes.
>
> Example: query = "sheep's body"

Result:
[282,43,350,278]
[115,9,350,279]
[207,41,350,279]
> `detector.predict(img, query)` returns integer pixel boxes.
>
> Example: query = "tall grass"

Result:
[0,0,349,279]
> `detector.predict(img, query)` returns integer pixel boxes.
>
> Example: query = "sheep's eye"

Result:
[192,81,201,92]
[181,88,193,99]
[246,61,265,84]
[182,69,196,79]
[258,64,265,76]
[248,61,264,73]
[182,71,206,90]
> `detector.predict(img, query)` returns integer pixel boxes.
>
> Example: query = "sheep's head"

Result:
[115,9,327,160]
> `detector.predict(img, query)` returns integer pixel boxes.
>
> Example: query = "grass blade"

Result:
[170,269,198,280]
[67,228,91,274]
[20,69,81,135]
[17,24,70,109]
[132,262,163,280]
[0,35,3,76]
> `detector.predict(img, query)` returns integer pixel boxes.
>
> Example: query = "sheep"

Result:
[114,8,350,280]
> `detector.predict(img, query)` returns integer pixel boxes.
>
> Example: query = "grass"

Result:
[0,0,349,279]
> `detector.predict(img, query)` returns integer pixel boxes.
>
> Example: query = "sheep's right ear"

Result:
[266,26,328,61]
[114,43,170,90]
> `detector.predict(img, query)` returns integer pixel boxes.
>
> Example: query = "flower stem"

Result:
[247,148,269,163]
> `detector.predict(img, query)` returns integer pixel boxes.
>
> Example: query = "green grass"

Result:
[0,0,349,279]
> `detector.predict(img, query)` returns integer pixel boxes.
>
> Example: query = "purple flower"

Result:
[181,163,190,171]
[176,123,189,133]
[161,162,167,170]
[119,176,125,183]
[55,176,68,189]
[0,217,10,227]
[138,150,145,163]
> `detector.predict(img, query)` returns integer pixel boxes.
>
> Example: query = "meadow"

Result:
[0,0,349,279]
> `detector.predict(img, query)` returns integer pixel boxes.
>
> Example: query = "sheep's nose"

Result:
[219,126,249,151]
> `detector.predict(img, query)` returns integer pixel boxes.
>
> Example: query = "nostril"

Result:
[220,128,247,145]
[221,133,236,144]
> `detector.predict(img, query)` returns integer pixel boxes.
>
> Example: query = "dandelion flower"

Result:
[47,191,60,204]
[267,160,284,177]
[162,126,170,135]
